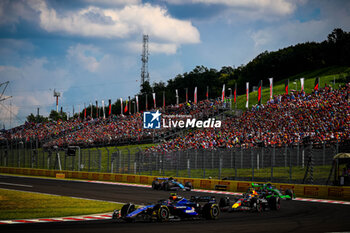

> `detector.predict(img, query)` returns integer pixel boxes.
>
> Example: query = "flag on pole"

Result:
[206,86,209,100]
[120,98,123,115]
[163,91,165,108]
[185,88,188,103]
[175,89,179,105]
[314,77,319,91]
[145,94,148,111]
[108,99,111,116]
[269,78,273,99]
[246,82,249,109]
[102,100,105,119]
[136,95,139,112]
[124,99,128,113]
[194,87,197,104]
[90,103,93,118]
[95,100,98,118]
[84,103,86,119]
[128,96,131,114]
[234,83,237,104]
[258,80,262,105]
[152,92,156,109]
[300,78,304,92]
[285,79,289,95]
[222,84,225,102]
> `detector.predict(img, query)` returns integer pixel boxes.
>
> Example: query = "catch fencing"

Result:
[0,140,342,185]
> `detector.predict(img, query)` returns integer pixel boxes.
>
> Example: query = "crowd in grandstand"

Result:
[146,83,350,152]
[1,99,221,148]
[1,83,349,151]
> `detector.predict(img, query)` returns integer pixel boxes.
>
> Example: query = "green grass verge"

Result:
[234,66,350,110]
[0,188,123,220]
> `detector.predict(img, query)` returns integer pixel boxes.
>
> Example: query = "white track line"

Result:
[0,182,32,188]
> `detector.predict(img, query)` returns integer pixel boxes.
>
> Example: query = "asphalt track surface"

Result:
[1,175,350,233]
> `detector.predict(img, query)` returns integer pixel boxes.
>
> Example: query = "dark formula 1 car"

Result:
[112,194,220,222]
[152,177,193,191]
[219,188,281,212]
[252,183,295,200]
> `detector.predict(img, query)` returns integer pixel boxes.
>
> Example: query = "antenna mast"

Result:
[141,35,149,90]
[53,89,61,112]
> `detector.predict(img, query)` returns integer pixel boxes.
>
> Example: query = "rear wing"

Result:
[190,196,216,203]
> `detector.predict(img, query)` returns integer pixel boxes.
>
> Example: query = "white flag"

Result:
[222,84,225,102]
[300,78,304,92]
[120,98,123,115]
[152,93,156,109]
[246,82,249,109]
[269,78,273,99]
[101,100,105,119]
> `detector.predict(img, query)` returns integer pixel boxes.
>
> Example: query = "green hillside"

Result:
[234,66,350,110]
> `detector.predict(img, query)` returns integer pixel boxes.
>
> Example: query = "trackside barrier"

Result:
[1,167,350,201]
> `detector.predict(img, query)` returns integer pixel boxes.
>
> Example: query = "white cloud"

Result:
[27,0,200,45]
[67,44,102,72]
[81,0,141,6]
[163,0,297,16]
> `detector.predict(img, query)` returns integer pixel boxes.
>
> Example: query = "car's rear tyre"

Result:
[152,180,160,190]
[185,181,193,190]
[268,197,280,210]
[256,200,263,213]
[121,203,136,217]
[203,203,220,220]
[219,197,230,208]
[285,189,293,200]
[157,205,170,222]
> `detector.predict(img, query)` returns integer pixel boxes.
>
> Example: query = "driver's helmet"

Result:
[248,188,258,196]
[266,183,272,188]
[169,194,182,202]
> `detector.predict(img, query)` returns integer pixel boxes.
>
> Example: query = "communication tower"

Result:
[141,35,149,89]
[53,89,61,112]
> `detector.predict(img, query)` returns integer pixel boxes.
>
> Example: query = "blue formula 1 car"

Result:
[112,194,220,222]
[152,177,193,191]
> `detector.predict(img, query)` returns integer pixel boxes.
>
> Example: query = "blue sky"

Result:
[1,0,350,128]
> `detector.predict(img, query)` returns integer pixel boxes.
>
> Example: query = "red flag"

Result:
[84,107,86,119]
[258,80,262,105]
[206,86,208,99]
[314,78,319,91]
[108,99,111,116]
[234,84,236,103]
[285,80,289,95]
[124,100,128,113]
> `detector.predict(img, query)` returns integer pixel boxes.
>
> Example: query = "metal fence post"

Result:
[176,151,179,177]
[271,145,275,181]
[203,150,206,179]
[126,148,130,174]
[289,146,292,182]
[105,147,110,173]
[297,142,300,167]
[251,149,254,181]
[240,148,243,169]
[322,142,326,166]
[88,149,91,172]
[98,149,102,172]
[284,144,287,167]
[187,151,191,178]
[261,147,264,169]
[219,151,222,180]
